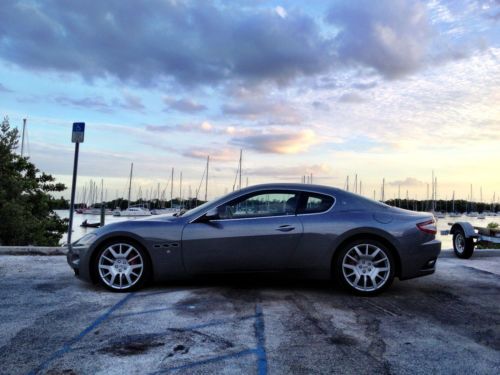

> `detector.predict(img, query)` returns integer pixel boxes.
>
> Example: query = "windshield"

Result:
[178,200,213,217]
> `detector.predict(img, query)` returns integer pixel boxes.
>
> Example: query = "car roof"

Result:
[236,183,342,195]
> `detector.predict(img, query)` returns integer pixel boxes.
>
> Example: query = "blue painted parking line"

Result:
[28,292,135,375]
[109,298,227,320]
[149,348,257,374]
[254,304,268,375]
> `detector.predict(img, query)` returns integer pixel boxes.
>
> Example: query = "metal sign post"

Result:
[67,122,85,248]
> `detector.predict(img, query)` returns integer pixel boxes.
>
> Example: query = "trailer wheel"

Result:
[453,228,474,259]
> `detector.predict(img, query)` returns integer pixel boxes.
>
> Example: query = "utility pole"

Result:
[67,122,85,246]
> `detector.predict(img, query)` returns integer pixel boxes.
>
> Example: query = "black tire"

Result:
[94,239,151,292]
[452,229,474,259]
[334,239,395,296]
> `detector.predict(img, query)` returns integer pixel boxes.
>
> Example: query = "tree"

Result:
[0,117,67,245]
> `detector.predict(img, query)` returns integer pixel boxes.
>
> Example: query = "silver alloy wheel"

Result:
[454,233,465,254]
[342,244,390,292]
[98,243,144,290]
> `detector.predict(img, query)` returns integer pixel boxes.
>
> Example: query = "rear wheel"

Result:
[335,239,395,296]
[453,229,474,259]
[95,241,150,292]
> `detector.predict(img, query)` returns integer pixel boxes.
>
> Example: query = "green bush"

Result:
[0,117,67,245]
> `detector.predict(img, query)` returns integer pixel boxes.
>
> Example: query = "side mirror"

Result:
[203,207,219,221]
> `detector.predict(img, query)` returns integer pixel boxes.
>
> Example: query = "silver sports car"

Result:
[67,183,441,295]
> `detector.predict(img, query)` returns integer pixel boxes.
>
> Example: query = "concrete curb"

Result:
[0,246,67,256]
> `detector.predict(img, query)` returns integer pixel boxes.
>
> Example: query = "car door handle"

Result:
[276,225,295,232]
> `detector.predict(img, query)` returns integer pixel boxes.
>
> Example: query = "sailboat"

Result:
[449,191,461,217]
[113,163,151,217]
[466,184,478,217]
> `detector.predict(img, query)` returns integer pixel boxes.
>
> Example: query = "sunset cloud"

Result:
[231,129,317,154]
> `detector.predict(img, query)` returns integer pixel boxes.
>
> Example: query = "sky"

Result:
[0,0,499,203]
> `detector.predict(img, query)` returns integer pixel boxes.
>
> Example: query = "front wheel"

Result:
[453,229,474,259]
[95,241,150,292]
[335,240,395,296]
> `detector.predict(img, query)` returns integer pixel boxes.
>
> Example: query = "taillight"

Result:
[417,218,437,235]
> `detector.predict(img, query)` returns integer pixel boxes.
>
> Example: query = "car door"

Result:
[181,191,303,274]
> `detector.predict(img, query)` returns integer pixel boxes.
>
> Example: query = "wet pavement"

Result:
[0,250,499,374]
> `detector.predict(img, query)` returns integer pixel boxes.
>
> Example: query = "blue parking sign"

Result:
[72,122,85,143]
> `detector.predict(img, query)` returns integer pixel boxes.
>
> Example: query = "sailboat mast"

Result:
[238,149,242,190]
[179,171,183,208]
[20,118,27,157]
[170,167,174,208]
[127,163,133,209]
[205,155,209,201]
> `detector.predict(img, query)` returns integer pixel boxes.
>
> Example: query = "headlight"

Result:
[73,233,97,246]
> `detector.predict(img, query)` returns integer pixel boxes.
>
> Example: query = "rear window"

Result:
[298,193,334,214]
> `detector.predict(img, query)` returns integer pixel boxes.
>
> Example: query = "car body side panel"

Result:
[181,216,303,274]
[291,211,402,278]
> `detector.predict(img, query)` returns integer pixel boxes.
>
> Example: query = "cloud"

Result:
[0,82,12,92]
[0,1,332,87]
[231,129,317,154]
[164,97,206,113]
[146,121,215,134]
[222,98,303,124]
[326,0,431,78]
[183,147,237,162]
[54,96,113,113]
[120,92,145,111]
[352,81,378,90]
[275,6,287,19]
[54,93,145,112]
[312,101,330,111]
[246,163,332,177]
[338,92,366,103]
[387,177,426,187]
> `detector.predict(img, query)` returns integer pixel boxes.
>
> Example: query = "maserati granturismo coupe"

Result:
[67,183,441,295]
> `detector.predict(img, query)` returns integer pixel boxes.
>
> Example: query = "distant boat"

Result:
[435,212,446,219]
[449,191,460,217]
[114,206,151,217]
[112,162,152,217]
[80,207,113,215]
[151,207,178,215]
[80,219,100,228]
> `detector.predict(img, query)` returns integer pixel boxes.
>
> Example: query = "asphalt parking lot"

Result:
[1,250,499,375]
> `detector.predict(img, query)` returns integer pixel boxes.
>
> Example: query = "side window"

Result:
[299,193,334,214]
[218,192,299,219]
